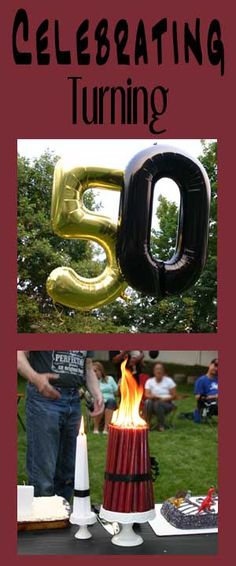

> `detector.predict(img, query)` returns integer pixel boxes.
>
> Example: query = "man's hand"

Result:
[31,373,61,400]
[17,351,60,400]
[89,392,104,417]
[85,358,105,415]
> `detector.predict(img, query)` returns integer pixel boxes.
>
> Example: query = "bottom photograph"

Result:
[17,350,218,555]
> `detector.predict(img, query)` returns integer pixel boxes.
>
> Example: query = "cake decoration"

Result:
[161,488,218,530]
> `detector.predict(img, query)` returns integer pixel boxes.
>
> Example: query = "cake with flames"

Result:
[102,359,155,517]
[161,488,218,529]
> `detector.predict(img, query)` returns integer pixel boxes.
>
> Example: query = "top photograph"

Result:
[17,139,217,334]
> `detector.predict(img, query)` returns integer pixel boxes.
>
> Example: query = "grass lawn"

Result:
[18,379,218,503]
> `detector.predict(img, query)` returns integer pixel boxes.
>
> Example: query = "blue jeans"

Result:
[26,383,81,500]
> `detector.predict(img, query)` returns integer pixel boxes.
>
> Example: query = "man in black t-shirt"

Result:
[17,350,104,500]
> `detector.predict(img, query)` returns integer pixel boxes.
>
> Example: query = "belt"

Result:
[54,386,79,393]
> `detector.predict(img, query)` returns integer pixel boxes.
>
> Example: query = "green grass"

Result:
[18,380,218,503]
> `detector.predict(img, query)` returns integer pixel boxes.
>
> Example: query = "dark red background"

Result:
[1,0,235,563]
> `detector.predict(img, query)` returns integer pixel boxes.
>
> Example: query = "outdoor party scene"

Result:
[17,350,218,555]
[18,139,217,334]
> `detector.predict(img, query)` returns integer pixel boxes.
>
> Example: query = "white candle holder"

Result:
[100,506,155,546]
[70,509,97,539]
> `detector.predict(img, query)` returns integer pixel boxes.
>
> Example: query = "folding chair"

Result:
[195,397,218,424]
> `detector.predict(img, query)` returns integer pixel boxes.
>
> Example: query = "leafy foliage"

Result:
[99,141,217,333]
[17,142,217,333]
[17,152,125,332]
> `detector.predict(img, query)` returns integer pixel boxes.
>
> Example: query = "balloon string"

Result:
[52,301,96,332]
[52,302,66,326]
[120,290,130,302]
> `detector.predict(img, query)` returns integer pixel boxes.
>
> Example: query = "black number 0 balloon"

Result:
[116,145,211,298]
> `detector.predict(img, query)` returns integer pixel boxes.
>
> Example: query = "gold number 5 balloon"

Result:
[46,160,127,310]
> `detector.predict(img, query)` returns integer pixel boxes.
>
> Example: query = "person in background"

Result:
[17,350,104,500]
[110,351,129,379]
[92,361,118,434]
[110,350,144,380]
[144,362,177,431]
[129,350,145,380]
[194,358,218,417]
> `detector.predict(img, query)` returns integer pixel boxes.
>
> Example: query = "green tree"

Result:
[151,196,178,261]
[18,142,217,333]
[17,151,127,333]
[97,141,217,333]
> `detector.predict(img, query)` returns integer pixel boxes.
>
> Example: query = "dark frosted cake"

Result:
[161,490,218,530]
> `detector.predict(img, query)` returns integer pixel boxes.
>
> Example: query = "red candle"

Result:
[102,361,155,514]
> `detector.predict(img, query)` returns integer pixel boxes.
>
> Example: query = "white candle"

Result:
[71,417,92,519]
[17,485,34,520]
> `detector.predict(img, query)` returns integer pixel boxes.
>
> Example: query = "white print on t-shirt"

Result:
[209,382,218,391]
[51,351,87,377]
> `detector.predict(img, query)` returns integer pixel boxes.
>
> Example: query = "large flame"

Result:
[111,359,147,428]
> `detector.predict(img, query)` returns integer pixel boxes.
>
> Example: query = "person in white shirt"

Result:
[144,362,177,431]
